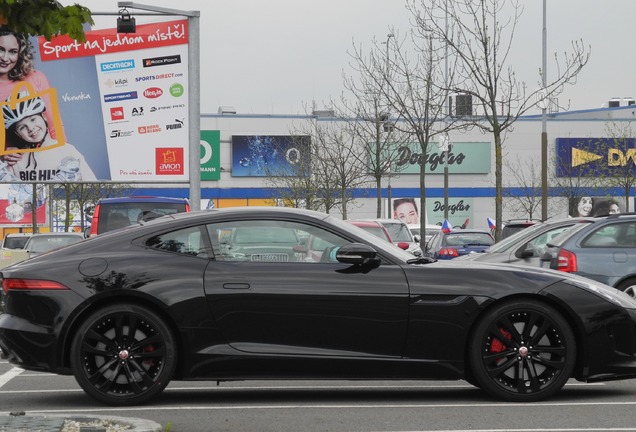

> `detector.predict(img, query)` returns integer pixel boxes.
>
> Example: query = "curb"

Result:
[0,413,163,432]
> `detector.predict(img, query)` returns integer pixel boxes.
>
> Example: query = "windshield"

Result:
[547,222,594,247]
[443,232,494,246]
[326,216,414,262]
[382,222,413,242]
[487,222,549,253]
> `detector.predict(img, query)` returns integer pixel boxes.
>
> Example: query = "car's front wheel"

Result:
[468,299,576,402]
[70,304,177,406]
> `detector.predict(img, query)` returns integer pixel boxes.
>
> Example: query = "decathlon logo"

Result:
[100,59,135,72]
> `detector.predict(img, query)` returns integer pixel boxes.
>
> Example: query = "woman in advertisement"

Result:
[0,28,60,139]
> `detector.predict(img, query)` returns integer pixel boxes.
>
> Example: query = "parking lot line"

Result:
[0,367,23,389]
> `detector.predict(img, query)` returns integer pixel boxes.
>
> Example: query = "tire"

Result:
[468,299,576,402]
[617,278,636,298]
[70,304,177,406]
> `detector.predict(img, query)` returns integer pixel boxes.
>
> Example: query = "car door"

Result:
[203,218,410,358]
[575,221,636,286]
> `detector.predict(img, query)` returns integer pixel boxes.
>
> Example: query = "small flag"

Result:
[442,219,452,234]
[487,217,496,230]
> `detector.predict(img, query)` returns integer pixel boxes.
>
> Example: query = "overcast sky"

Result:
[65,0,636,115]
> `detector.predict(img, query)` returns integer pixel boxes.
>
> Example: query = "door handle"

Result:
[223,283,250,289]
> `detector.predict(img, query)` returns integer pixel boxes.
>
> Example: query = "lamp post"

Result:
[439,133,450,219]
[384,33,394,217]
[117,2,202,210]
[540,0,548,220]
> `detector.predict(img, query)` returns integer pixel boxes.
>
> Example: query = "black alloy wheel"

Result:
[70,304,177,406]
[468,299,576,402]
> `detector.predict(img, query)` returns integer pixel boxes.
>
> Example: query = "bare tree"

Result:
[503,155,542,219]
[409,0,590,239]
[345,29,459,228]
[341,51,410,218]
[265,125,370,218]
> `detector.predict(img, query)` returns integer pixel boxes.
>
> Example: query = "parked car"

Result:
[408,224,441,245]
[347,220,392,243]
[457,218,593,266]
[88,196,190,236]
[426,229,495,259]
[3,207,636,406]
[501,219,541,239]
[23,232,85,258]
[1,233,32,250]
[539,214,636,297]
[372,218,423,256]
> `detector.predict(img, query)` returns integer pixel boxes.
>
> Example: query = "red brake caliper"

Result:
[490,327,512,353]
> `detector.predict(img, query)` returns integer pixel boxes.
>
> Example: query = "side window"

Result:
[527,226,571,256]
[146,226,209,257]
[206,220,350,263]
[582,223,626,248]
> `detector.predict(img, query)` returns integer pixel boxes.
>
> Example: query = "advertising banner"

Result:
[391,197,473,228]
[231,135,311,177]
[556,137,636,177]
[0,21,189,226]
[200,130,220,181]
[376,142,491,175]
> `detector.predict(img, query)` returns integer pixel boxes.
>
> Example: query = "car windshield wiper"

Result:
[407,256,436,264]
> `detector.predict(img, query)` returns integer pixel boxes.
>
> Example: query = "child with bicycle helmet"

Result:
[2,91,95,181]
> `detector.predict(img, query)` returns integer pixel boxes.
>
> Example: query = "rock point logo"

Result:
[143,55,181,68]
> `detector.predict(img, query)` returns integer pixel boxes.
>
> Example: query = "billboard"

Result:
[0,20,190,184]
[200,130,221,181]
[556,137,636,177]
[231,135,311,177]
[390,142,491,175]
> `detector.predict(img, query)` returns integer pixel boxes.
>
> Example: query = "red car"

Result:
[347,220,392,243]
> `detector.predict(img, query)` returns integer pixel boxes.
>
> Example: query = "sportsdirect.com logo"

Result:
[100,59,135,72]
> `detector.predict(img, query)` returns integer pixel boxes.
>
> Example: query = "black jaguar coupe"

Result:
[2,207,636,405]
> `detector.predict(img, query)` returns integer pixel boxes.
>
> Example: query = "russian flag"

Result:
[487,217,496,230]
[441,219,452,234]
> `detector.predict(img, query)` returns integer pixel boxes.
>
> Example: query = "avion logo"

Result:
[144,87,163,99]
[156,148,184,175]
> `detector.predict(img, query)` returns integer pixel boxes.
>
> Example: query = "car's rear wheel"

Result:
[70,304,176,406]
[617,278,636,298]
[468,299,576,402]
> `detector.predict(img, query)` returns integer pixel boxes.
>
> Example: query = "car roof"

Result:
[347,220,384,227]
[97,196,189,204]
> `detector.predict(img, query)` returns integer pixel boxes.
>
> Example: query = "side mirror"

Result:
[335,243,381,267]
[413,235,421,243]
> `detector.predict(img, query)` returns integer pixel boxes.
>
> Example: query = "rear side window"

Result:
[97,202,187,234]
[146,226,210,257]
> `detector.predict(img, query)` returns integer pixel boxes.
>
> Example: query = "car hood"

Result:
[403,258,623,299]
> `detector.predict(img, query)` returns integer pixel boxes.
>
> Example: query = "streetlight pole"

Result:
[384,33,394,217]
[117,2,201,210]
[541,0,548,220]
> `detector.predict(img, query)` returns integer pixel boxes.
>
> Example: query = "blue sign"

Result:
[556,137,636,177]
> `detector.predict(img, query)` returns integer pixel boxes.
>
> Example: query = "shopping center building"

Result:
[137,102,636,230]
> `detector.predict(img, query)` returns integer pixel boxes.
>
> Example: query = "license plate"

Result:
[540,261,551,269]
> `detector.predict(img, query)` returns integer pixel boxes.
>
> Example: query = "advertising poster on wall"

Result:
[569,196,623,217]
[391,197,473,229]
[200,130,220,181]
[0,20,189,226]
[231,135,311,177]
